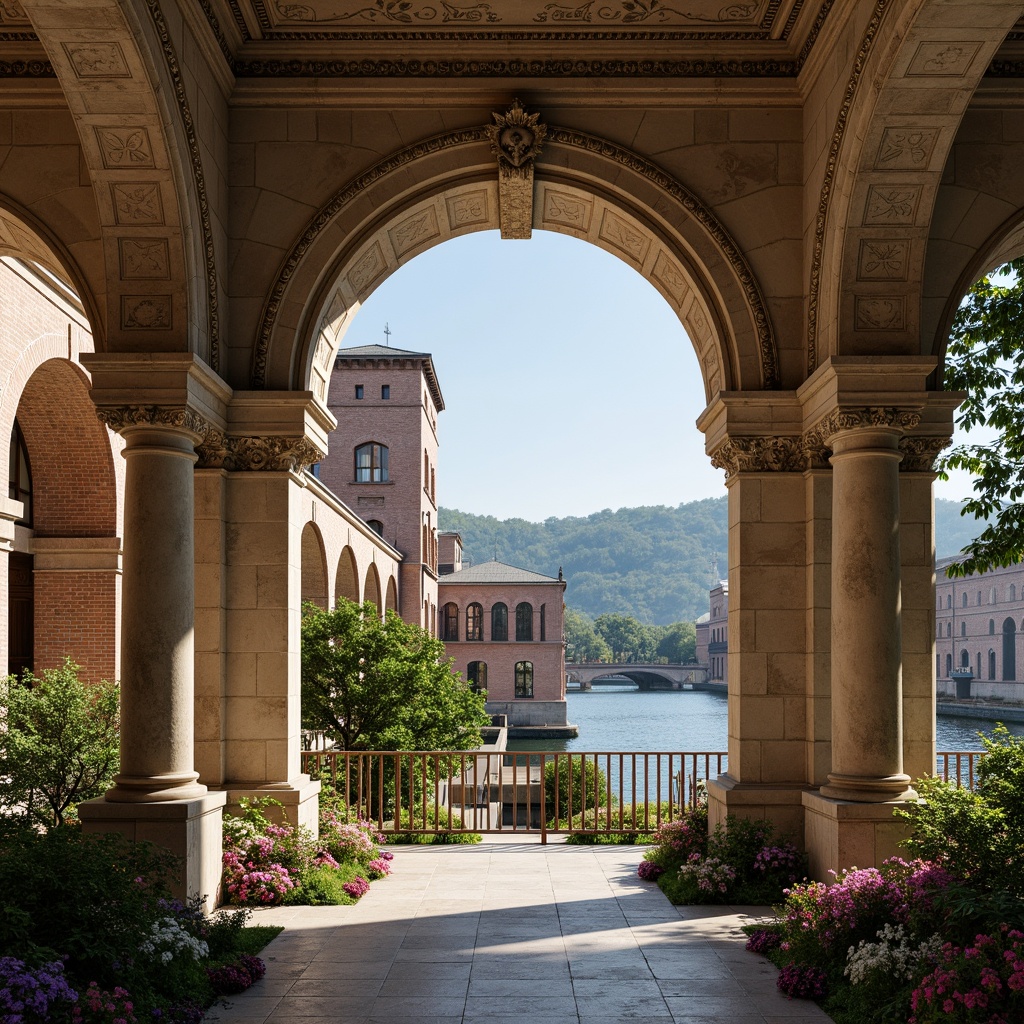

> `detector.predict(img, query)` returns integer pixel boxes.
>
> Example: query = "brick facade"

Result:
[695,581,728,685]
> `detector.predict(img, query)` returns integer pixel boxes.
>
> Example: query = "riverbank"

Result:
[937,699,1024,723]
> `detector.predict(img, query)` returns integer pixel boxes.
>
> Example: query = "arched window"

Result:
[354,442,389,482]
[962,593,968,608]
[990,619,996,635]
[947,595,952,609]
[946,622,951,638]
[8,420,31,526]
[978,591,983,606]
[990,650,997,680]
[977,651,982,677]
[540,604,546,642]
[424,449,429,487]
[961,621,967,637]
[1012,585,1018,602]
[467,661,487,693]
[366,519,384,537]
[466,603,483,641]
[441,602,459,642]
[491,603,508,641]
[1003,618,1016,681]
[992,587,998,604]
[516,602,533,641]
[961,648,970,668]
[515,661,534,698]
[945,653,952,677]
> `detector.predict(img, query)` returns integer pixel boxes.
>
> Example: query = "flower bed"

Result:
[221,796,395,907]
[742,727,1024,1024]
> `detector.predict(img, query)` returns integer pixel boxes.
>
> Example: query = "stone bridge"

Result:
[565,663,709,692]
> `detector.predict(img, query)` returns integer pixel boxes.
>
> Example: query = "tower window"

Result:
[354,442,389,482]
[355,385,364,399]
[381,385,390,399]
[516,602,533,642]
[366,519,384,537]
[515,661,534,698]
[466,603,483,641]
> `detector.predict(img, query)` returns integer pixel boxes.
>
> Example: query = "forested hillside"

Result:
[439,497,991,625]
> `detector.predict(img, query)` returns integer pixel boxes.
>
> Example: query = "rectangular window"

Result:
[381,385,390,399]
[355,385,364,399]
[515,661,534,698]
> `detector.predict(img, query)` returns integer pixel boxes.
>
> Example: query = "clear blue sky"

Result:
[342,231,980,521]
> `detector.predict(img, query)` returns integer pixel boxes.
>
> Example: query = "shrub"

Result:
[0,660,119,828]
[0,957,78,1022]
[777,963,828,1000]
[544,756,607,822]
[207,955,267,996]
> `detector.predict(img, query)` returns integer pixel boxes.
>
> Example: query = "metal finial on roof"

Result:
[558,566,563,581]
[384,322,391,346]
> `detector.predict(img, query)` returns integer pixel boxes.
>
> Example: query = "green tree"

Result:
[563,607,611,663]
[0,659,120,828]
[301,598,489,751]
[941,258,1024,575]
[656,620,697,663]
[594,612,648,662]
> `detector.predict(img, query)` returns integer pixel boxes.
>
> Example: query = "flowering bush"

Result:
[678,854,737,899]
[745,928,783,956]
[367,857,392,879]
[137,916,210,965]
[909,927,1024,1023]
[207,955,267,996]
[845,924,945,986]
[777,963,828,1000]
[637,860,665,882]
[0,957,78,1023]
[71,983,137,1024]
[222,851,297,906]
[342,876,371,899]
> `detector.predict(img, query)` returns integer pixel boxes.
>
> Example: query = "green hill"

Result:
[439,496,991,625]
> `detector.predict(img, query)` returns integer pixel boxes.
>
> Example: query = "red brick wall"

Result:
[34,570,118,682]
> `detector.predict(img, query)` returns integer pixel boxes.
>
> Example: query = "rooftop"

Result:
[335,343,444,411]
[439,559,563,585]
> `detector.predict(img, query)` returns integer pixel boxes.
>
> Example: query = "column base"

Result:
[223,776,322,834]
[79,791,227,914]
[106,771,208,803]
[706,775,811,847]
[802,789,914,881]
[819,772,917,803]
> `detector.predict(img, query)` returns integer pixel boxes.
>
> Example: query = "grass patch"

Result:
[233,925,283,955]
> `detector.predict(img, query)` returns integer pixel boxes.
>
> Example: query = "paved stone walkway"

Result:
[206,841,833,1023]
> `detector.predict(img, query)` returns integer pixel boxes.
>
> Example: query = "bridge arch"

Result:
[253,126,778,400]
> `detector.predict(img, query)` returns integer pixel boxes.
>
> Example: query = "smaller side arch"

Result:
[385,575,398,613]
[336,546,360,604]
[300,522,329,610]
[363,562,382,615]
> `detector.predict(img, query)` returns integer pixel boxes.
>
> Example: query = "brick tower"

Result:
[319,344,443,631]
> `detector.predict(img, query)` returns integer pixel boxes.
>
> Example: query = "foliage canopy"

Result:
[301,598,489,751]
[941,258,1024,575]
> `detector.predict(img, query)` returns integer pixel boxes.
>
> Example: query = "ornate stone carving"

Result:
[710,436,808,478]
[95,127,155,168]
[899,435,952,472]
[143,0,221,370]
[251,124,777,391]
[807,407,922,448]
[111,183,165,225]
[195,432,325,472]
[95,405,211,440]
[863,185,921,226]
[485,100,546,239]
[805,0,888,373]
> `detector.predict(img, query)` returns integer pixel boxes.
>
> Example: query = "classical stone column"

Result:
[818,416,917,803]
[105,416,208,802]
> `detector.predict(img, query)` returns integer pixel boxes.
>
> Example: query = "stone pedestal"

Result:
[79,791,227,913]
[802,790,910,880]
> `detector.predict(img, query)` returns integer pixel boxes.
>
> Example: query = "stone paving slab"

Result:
[205,844,834,1024]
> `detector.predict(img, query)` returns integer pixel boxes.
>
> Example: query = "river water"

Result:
[507,686,1024,754]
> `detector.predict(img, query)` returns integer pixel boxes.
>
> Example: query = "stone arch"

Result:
[336,545,359,604]
[809,0,1021,371]
[300,522,328,610]
[385,575,398,614]
[253,125,779,399]
[23,0,218,365]
[363,562,382,615]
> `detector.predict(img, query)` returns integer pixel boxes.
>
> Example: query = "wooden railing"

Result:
[299,748,986,839]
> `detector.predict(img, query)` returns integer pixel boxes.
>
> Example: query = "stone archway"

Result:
[385,575,398,614]
[252,121,780,401]
[363,561,382,614]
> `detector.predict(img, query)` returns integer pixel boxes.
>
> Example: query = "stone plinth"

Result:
[706,774,810,846]
[224,776,322,832]
[802,790,911,881]
[79,791,227,914]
